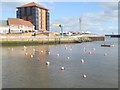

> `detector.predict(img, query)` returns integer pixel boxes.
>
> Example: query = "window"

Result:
[19,25,24,29]
[24,7,27,16]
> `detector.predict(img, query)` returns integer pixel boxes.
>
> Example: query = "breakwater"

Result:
[0,36,105,46]
[105,35,120,38]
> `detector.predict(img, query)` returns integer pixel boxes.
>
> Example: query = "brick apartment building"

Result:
[16,2,50,32]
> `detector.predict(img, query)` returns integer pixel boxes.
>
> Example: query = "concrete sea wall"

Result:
[0,36,105,46]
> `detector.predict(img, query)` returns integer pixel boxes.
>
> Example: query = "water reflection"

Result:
[2,38,118,88]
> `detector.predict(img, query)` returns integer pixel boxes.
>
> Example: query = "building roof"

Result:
[8,18,34,27]
[16,2,48,10]
[0,20,8,27]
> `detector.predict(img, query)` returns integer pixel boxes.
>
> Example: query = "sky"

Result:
[0,1,118,34]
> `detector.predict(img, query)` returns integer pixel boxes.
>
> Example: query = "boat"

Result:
[101,44,115,47]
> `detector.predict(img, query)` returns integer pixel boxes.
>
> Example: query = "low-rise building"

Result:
[0,18,35,34]
[8,18,35,33]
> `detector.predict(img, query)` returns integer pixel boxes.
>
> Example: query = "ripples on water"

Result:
[2,37,118,88]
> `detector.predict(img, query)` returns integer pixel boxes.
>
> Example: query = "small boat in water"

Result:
[101,44,115,47]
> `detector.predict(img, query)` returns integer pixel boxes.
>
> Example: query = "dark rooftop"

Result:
[16,2,48,10]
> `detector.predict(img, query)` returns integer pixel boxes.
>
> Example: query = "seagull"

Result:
[48,52,50,55]
[67,57,70,59]
[81,59,85,63]
[89,51,92,54]
[61,67,65,70]
[65,47,67,50]
[30,55,33,58]
[25,53,28,55]
[41,50,43,53]
[57,54,59,56]
[24,46,27,49]
[46,61,50,65]
[83,74,87,78]
[104,53,107,56]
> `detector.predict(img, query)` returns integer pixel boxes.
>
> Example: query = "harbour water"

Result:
[2,37,118,88]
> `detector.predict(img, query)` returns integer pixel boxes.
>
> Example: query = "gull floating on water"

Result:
[46,61,50,65]
[65,47,67,50]
[57,54,59,56]
[81,59,85,63]
[24,46,27,49]
[61,67,65,70]
[89,51,92,54]
[83,74,87,78]
[104,53,107,56]
[48,52,50,55]
[41,50,43,53]
[67,57,70,59]
[23,46,27,51]
[30,55,33,58]
[25,53,28,55]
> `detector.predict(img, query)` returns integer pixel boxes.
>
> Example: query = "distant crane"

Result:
[53,24,64,37]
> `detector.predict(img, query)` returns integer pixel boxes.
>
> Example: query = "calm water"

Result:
[2,37,118,88]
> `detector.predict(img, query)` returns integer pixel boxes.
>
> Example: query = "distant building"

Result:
[0,18,34,34]
[8,18,34,33]
[0,20,9,34]
[16,2,50,32]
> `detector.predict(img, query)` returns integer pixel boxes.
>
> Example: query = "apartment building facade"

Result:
[16,2,50,32]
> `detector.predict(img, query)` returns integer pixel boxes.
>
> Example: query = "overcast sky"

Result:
[0,1,118,35]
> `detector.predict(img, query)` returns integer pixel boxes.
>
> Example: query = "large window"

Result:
[24,7,27,16]
[27,7,30,16]
[21,8,25,16]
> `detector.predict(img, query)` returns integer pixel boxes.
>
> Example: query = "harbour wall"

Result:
[0,36,105,46]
